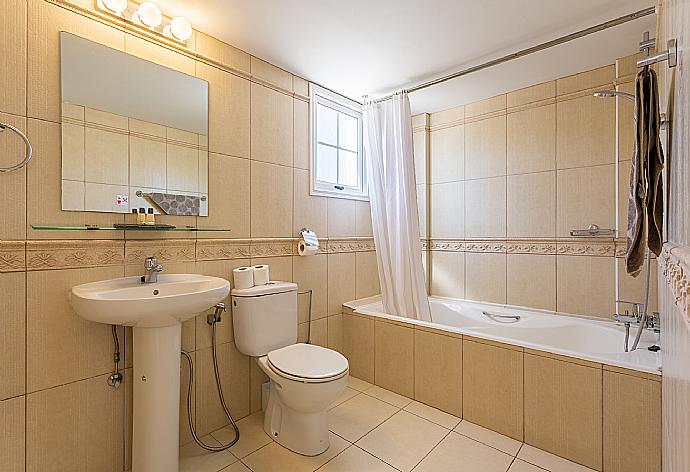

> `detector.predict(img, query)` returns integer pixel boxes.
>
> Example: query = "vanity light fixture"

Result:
[95,0,193,45]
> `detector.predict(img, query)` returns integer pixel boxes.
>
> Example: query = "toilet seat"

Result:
[267,343,348,383]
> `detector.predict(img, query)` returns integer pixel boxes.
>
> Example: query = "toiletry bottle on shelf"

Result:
[137,208,146,225]
[145,208,155,226]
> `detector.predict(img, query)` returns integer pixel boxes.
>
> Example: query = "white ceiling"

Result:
[153,0,656,113]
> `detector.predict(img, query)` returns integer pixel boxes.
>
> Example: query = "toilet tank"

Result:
[231,281,298,357]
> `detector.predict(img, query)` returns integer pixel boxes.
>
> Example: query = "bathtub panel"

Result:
[414,330,462,417]
[374,321,414,398]
[462,339,523,440]
[524,352,602,470]
[342,314,375,383]
[0,395,25,472]
[603,370,661,472]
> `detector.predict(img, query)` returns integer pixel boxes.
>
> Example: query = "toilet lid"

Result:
[267,343,349,380]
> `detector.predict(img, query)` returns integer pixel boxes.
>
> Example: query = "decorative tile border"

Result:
[0,241,26,272]
[322,238,376,254]
[250,239,297,258]
[26,240,124,271]
[426,238,619,257]
[661,242,690,310]
[196,239,251,261]
[124,239,196,264]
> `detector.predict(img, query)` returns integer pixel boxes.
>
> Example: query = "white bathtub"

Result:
[347,296,662,374]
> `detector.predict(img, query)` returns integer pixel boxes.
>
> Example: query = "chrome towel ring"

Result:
[0,122,33,173]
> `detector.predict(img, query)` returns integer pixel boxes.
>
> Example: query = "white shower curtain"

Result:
[363,93,431,322]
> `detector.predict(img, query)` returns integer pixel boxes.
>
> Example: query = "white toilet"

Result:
[231,281,349,456]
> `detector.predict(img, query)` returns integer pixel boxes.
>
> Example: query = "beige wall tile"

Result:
[616,52,646,79]
[62,179,85,211]
[84,108,128,130]
[414,330,462,416]
[465,252,507,304]
[327,198,356,237]
[166,143,199,192]
[128,136,167,189]
[302,317,327,347]
[430,181,464,238]
[327,252,355,315]
[84,127,128,185]
[129,118,166,138]
[556,164,615,238]
[617,257,658,313]
[507,105,556,174]
[250,161,293,237]
[374,321,414,397]
[195,343,250,436]
[251,83,293,166]
[465,115,506,179]
[124,33,195,76]
[556,65,615,96]
[556,95,615,169]
[507,81,555,108]
[618,159,632,235]
[27,266,124,392]
[507,171,556,238]
[430,125,464,183]
[61,122,85,181]
[355,251,380,299]
[603,371,661,472]
[417,184,427,238]
[293,168,327,237]
[178,352,193,445]
[293,254,328,321]
[0,0,26,116]
[413,129,428,185]
[0,396,25,472]
[0,273,25,400]
[327,314,343,353]
[507,254,556,311]
[293,98,309,170]
[202,154,250,238]
[250,57,293,91]
[463,339,523,440]
[355,201,373,238]
[430,251,465,298]
[466,94,506,118]
[27,0,126,122]
[557,255,615,318]
[199,150,208,194]
[196,63,250,159]
[342,314,375,382]
[618,82,635,162]
[251,255,293,282]
[26,374,124,472]
[0,113,27,239]
[250,359,268,414]
[465,176,506,238]
[430,105,464,128]
[62,102,84,121]
[84,182,129,213]
[195,32,250,73]
[524,353,602,470]
[293,77,309,97]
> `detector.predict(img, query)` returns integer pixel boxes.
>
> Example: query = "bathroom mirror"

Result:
[60,32,209,216]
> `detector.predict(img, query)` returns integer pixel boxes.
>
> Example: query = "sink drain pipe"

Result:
[181,303,240,451]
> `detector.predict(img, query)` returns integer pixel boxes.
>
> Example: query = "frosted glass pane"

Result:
[339,113,358,151]
[316,144,338,183]
[317,104,337,146]
[338,150,358,187]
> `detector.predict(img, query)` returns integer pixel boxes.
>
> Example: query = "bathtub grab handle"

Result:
[482,311,521,323]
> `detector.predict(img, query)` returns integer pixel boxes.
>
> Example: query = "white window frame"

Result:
[309,84,368,201]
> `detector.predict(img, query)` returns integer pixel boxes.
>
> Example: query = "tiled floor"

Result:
[180,376,597,472]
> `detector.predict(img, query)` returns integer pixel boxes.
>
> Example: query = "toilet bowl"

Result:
[258,343,348,455]
[231,281,349,456]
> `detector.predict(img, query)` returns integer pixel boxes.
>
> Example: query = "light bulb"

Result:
[169,16,192,41]
[135,2,163,28]
[99,0,128,15]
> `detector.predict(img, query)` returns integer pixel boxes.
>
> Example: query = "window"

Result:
[310,84,367,200]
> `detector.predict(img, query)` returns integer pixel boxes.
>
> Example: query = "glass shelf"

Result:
[31,225,231,232]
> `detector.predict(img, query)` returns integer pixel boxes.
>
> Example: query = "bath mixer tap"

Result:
[142,256,163,283]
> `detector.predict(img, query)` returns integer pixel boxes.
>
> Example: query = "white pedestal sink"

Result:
[70,274,230,472]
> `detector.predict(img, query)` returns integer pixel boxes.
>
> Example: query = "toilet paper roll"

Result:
[298,241,319,256]
[233,267,254,289]
[252,265,270,285]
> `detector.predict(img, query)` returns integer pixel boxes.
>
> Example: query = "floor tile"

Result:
[211,412,272,459]
[455,420,522,456]
[316,445,399,472]
[357,411,449,472]
[347,376,373,392]
[509,459,548,472]
[329,387,360,409]
[180,435,238,472]
[243,432,349,472]
[329,393,399,442]
[220,462,253,472]
[518,444,597,472]
[404,401,461,429]
[412,432,513,472]
[364,385,413,408]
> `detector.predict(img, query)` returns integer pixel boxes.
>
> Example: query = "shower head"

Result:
[593,90,635,102]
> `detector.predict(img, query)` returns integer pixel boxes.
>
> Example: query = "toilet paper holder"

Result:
[299,228,319,247]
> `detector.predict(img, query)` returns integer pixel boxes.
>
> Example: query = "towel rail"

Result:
[637,39,677,68]
[0,122,33,173]
[136,190,207,201]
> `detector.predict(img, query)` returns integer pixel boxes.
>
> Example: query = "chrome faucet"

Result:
[142,256,163,284]
[614,300,661,352]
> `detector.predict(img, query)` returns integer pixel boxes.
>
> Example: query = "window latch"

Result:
[334,185,345,190]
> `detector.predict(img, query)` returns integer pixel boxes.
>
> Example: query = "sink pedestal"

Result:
[131,323,182,472]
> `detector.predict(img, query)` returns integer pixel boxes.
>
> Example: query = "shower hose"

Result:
[181,315,240,451]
